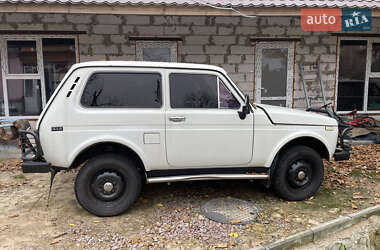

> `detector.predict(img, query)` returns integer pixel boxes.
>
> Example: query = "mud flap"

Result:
[47,168,59,206]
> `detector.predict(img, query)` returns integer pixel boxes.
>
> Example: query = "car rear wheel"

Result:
[272,146,324,201]
[75,153,142,216]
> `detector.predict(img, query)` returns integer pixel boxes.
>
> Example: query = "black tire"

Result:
[75,153,142,216]
[272,146,324,201]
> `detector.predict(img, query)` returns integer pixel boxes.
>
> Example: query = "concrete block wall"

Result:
[293,33,338,109]
[1,13,378,109]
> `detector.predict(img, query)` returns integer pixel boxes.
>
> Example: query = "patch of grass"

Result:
[14,174,25,179]
[295,187,352,210]
[366,171,380,178]
[349,169,362,177]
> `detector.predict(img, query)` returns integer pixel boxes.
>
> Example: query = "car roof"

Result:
[71,61,227,74]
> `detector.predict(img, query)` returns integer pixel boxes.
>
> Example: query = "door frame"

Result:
[254,41,294,108]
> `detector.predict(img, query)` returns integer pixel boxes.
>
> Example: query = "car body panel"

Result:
[250,108,338,167]
[257,104,338,126]
[36,61,339,172]
[164,68,254,168]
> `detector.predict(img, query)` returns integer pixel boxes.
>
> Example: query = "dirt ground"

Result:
[0,144,379,249]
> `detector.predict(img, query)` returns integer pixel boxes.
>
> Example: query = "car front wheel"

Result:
[272,145,324,201]
[75,153,142,216]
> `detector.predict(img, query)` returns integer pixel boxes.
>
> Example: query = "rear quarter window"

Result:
[80,72,162,108]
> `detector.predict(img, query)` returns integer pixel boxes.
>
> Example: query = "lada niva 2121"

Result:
[19,61,350,216]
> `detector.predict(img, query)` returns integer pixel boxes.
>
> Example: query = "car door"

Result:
[165,69,254,168]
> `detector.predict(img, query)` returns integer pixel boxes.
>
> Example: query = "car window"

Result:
[169,73,240,109]
[81,72,161,108]
[170,73,218,109]
[219,79,240,109]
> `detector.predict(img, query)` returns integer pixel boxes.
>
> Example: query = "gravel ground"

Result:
[0,144,379,249]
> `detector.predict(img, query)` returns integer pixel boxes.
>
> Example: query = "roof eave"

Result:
[0,3,380,16]
[0,3,302,16]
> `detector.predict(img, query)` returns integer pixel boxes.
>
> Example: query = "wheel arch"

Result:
[275,136,330,161]
[69,141,147,174]
[266,136,329,188]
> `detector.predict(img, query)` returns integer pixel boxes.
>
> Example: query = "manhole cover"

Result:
[200,197,259,224]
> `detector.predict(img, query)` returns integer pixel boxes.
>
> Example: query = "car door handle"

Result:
[169,116,186,122]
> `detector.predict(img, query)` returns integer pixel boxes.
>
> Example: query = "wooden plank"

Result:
[373,9,380,17]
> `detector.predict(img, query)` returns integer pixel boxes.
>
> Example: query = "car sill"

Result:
[146,174,269,183]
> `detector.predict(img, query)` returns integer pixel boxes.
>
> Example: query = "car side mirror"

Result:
[238,94,252,120]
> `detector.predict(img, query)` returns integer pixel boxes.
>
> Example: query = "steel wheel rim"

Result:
[91,171,125,202]
[287,160,312,188]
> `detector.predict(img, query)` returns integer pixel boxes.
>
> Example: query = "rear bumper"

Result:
[19,129,52,173]
[22,161,51,173]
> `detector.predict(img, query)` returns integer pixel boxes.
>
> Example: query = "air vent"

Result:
[66,77,80,98]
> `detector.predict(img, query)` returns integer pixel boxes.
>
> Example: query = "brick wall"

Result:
[2,13,378,109]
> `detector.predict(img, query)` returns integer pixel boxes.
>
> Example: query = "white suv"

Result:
[19,61,349,216]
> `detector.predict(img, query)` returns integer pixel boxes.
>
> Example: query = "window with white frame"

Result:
[337,38,380,112]
[0,36,77,118]
[136,41,177,62]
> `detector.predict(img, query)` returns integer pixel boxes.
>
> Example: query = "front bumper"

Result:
[333,126,352,161]
[333,148,350,161]
[19,130,52,173]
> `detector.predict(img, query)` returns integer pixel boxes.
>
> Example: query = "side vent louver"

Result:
[66,77,80,98]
